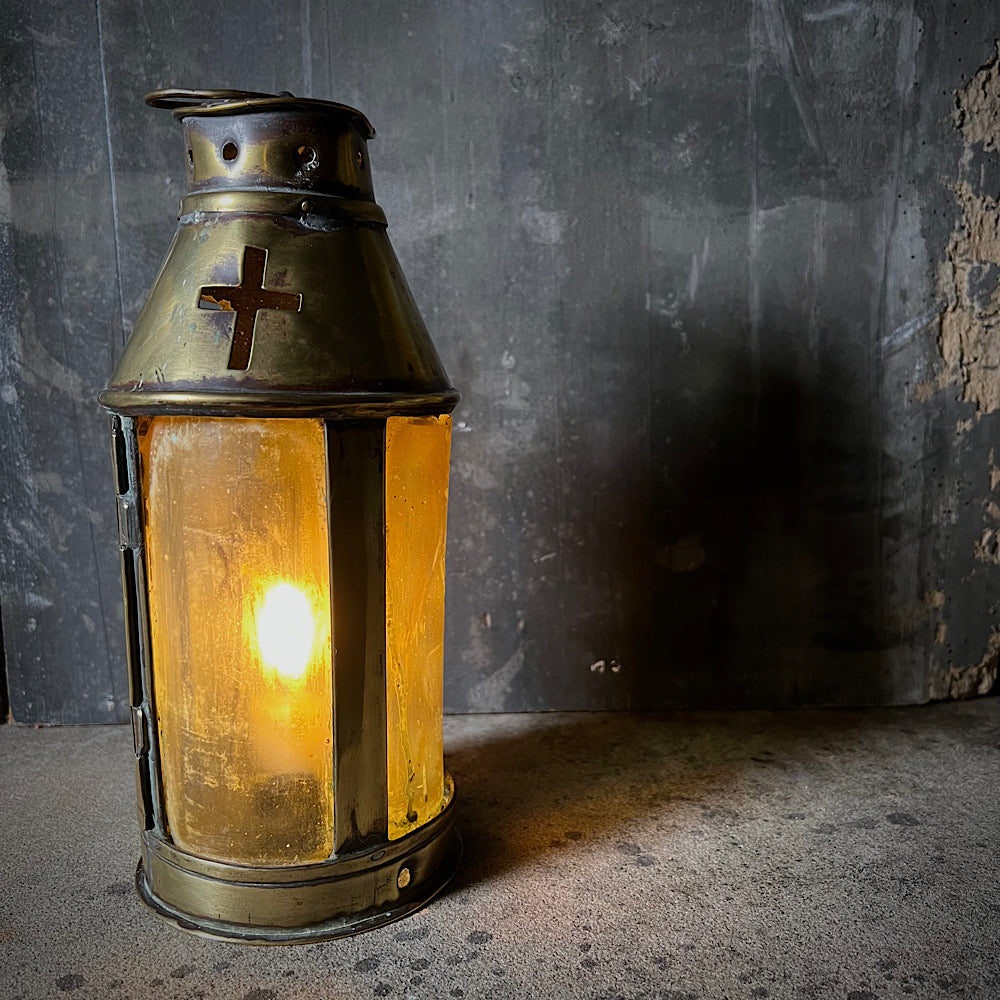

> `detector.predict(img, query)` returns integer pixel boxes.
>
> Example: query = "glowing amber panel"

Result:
[140,417,333,866]
[385,415,451,840]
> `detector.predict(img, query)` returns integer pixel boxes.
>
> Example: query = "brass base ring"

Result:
[135,799,461,944]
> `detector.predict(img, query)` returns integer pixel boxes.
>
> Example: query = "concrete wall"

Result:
[1,0,998,721]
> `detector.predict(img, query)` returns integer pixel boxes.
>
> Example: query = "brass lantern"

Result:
[99,89,461,942]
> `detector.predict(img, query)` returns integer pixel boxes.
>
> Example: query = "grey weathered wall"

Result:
[2,0,999,722]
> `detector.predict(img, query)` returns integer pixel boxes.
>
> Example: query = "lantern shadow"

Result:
[447,304,904,712]
[631,331,898,708]
[440,706,874,888]
[473,317,897,711]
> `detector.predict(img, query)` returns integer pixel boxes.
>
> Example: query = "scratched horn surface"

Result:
[1,0,998,721]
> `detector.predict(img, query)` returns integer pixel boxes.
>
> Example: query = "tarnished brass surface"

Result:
[100,212,456,416]
[100,387,460,419]
[103,91,461,940]
[180,109,374,200]
[145,89,280,110]
[100,93,456,419]
[137,785,460,943]
[326,424,390,855]
[145,89,375,138]
[112,416,165,837]
[179,190,388,227]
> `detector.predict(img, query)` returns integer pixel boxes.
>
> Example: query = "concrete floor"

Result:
[1,699,998,1000]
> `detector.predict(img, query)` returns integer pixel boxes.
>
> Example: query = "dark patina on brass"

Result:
[100,89,461,943]
[100,88,459,419]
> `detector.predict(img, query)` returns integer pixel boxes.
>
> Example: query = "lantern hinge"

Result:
[131,706,148,758]
[117,496,141,550]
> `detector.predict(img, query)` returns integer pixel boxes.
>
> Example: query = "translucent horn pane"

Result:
[140,417,334,866]
[385,415,451,840]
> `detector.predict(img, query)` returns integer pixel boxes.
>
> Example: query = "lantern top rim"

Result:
[145,89,376,140]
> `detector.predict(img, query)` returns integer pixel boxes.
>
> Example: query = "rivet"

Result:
[370,850,386,861]
[397,867,411,889]
[300,199,313,214]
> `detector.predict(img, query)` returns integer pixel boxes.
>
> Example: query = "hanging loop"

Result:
[145,88,286,109]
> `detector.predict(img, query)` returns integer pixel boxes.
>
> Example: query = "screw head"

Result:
[397,867,411,889]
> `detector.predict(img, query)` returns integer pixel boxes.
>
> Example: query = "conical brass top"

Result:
[100,91,457,418]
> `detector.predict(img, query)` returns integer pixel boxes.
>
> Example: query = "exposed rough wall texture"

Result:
[1,0,998,720]
[921,40,1000,700]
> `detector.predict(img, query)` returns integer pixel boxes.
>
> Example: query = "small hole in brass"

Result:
[397,867,411,889]
[222,141,239,162]
[187,148,194,170]
[355,150,364,170]
[296,145,318,169]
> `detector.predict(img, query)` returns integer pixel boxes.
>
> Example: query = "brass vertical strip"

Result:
[112,419,142,706]
[111,416,150,832]
[327,422,388,853]
[120,416,166,836]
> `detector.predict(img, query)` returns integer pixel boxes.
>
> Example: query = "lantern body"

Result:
[100,90,460,941]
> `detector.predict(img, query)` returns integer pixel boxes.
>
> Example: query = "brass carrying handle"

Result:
[145,89,293,109]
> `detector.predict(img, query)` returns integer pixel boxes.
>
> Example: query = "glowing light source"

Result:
[255,581,317,683]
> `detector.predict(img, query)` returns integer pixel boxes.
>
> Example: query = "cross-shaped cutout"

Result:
[198,245,302,370]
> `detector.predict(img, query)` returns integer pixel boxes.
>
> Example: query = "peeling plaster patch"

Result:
[955,43,1000,149]
[936,185,1000,413]
[655,535,706,572]
[974,528,1000,565]
[930,630,1000,700]
[921,46,1000,702]
[923,589,945,610]
[926,44,1000,414]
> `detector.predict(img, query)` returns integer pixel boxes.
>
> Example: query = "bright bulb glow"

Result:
[255,581,316,682]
